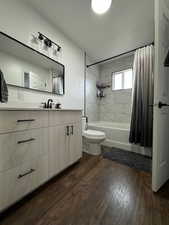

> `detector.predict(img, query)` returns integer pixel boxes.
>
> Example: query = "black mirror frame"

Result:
[0,31,65,95]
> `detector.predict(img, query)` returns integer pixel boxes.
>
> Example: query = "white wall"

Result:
[99,55,134,123]
[0,0,84,109]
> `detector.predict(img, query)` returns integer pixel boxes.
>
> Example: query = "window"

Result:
[112,68,133,90]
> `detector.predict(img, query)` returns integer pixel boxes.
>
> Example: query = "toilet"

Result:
[82,117,106,155]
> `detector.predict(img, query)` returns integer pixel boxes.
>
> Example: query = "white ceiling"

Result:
[23,0,154,61]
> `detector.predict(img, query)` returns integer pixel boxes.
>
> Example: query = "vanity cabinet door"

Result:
[69,123,82,165]
[48,123,82,178]
[49,125,69,178]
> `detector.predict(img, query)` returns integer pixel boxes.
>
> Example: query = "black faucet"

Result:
[46,99,53,108]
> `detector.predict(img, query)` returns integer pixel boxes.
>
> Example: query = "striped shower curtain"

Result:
[129,45,154,147]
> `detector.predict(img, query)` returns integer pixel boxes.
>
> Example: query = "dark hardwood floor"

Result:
[1,153,169,225]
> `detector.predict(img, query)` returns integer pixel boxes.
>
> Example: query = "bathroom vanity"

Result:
[0,108,82,212]
[0,31,83,212]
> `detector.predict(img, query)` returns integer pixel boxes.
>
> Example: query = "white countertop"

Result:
[0,107,82,111]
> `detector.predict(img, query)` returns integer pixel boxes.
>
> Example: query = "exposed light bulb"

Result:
[91,0,112,14]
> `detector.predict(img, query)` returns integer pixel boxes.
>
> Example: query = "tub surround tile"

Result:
[86,59,100,122]
[98,55,134,124]
[86,55,134,124]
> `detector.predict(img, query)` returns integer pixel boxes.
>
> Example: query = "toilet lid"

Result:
[83,129,106,139]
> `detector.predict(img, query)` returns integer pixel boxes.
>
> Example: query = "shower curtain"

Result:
[129,45,154,147]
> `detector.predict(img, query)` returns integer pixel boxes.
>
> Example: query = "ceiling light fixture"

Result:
[91,0,112,14]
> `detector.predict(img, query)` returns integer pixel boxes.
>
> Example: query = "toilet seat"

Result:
[83,129,106,140]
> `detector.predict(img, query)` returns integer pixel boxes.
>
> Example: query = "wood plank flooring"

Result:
[0,153,169,225]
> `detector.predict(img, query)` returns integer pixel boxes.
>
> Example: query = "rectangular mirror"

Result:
[0,32,65,95]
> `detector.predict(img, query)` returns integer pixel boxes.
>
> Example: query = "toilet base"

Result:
[83,138,102,156]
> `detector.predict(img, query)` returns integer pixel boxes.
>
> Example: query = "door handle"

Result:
[71,125,74,135]
[17,138,36,144]
[17,169,35,179]
[158,101,169,109]
[149,101,169,109]
[66,126,70,136]
[17,119,35,123]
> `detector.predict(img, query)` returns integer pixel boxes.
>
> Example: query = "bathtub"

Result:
[88,121,152,157]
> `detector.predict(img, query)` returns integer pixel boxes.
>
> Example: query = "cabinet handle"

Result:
[17,169,35,179]
[66,126,70,136]
[71,125,74,135]
[17,119,35,123]
[17,138,36,144]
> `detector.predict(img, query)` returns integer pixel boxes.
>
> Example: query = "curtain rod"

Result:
[86,42,154,68]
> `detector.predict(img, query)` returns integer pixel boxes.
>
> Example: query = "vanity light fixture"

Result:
[44,38,52,48]
[38,32,61,52]
[91,0,112,14]
[38,33,44,41]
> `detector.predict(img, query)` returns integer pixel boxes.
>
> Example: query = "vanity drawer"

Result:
[0,155,48,212]
[0,128,48,172]
[0,111,48,133]
[49,111,81,126]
